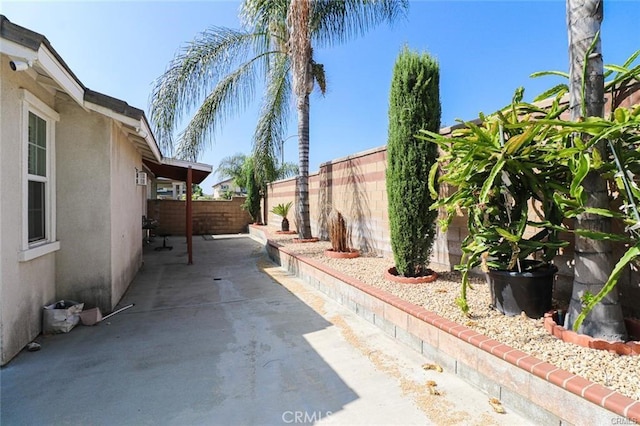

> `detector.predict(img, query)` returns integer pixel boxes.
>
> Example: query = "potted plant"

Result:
[271,201,293,233]
[422,89,571,318]
[325,210,360,259]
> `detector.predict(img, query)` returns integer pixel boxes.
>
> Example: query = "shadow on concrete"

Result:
[1,237,358,425]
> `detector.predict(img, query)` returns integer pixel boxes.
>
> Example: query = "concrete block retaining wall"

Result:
[250,225,640,426]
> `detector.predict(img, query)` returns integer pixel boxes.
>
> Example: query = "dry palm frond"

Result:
[426,380,441,395]
[489,397,506,414]
[422,363,443,373]
[328,209,351,252]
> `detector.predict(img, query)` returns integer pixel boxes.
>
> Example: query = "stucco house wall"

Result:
[48,94,147,314]
[0,15,212,365]
[0,55,59,364]
[54,93,112,310]
[109,121,145,307]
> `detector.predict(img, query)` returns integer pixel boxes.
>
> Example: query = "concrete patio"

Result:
[0,235,531,425]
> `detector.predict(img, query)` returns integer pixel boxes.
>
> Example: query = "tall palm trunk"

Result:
[565,0,627,340]
[288,0,314,239]
[296,93,312,238]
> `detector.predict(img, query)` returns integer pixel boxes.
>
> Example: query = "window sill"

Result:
[19,241,61,262]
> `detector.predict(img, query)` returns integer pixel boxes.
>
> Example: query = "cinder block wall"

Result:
[266,85,640,316]
[148,197,252,235]
[265,146,640,317]
[266,146,457,270]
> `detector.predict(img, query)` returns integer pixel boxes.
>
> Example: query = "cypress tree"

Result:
[386,47,441,277]
[242,157,262,223]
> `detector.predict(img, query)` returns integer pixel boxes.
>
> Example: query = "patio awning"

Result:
[143,158,211,184]
[143,158,212,265]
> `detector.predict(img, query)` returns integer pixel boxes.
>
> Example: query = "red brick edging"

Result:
[249,225,640,423]
[543,311,640,356]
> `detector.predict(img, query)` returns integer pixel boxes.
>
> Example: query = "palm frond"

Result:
[149,27,270,155]
[311,60,326,95]
[215,153,248,183]
[174,56,266,161]
[253,51,292,171]
[310,0,408,48]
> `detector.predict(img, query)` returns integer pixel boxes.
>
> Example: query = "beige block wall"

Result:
[148,197,252,236]
[266,139,640,316]
[0,55,58,365]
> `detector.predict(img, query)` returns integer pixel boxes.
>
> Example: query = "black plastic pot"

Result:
[486,261,557,319]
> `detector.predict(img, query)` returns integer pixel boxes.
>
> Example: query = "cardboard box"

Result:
[79,307,102,326]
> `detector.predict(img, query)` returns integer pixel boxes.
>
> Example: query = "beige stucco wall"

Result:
[0,55,58,365]
[55,98,144,312]
[55,94,113,311]
[109,121,144,307]
[1,53,147,364]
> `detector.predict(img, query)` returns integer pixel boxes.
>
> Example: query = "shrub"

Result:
[386,46,441,277]
[242,157,262,223]
[271,202,293,231]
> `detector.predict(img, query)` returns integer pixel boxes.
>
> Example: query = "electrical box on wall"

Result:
[136,171,147,186]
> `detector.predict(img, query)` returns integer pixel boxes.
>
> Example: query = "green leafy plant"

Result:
[271,202,293,232]
[422,89,572,313]
[386,47,441,278]
[328,210,351,253]
[242,157,261,223]
[532,49,640,332]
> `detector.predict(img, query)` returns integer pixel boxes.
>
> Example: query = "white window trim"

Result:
[18,89,60,262]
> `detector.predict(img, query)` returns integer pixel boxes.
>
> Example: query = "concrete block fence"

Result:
[147,197,252,236]
[265,140,640,318]
[250,225,640,426]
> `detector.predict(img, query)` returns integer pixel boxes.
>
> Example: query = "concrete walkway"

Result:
[1,235,532,425]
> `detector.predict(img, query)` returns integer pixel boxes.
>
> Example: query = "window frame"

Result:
[19,89,60,262]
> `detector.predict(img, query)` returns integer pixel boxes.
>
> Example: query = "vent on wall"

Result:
[136,171,147,186]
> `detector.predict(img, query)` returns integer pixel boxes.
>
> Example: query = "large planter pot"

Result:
[324,249,360,259]
[384,267,438,284]
[486,261,557,319]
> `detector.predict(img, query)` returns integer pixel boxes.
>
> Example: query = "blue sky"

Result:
[2,1,639,193]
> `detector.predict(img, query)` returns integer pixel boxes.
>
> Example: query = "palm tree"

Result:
[216,153,248,189]
[150,0,408,239]
[564,0,627,340]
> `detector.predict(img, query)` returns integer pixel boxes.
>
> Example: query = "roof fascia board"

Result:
[37,44,84,106]
[86,100,163,162]
[139,116,163,162]
[85,100,140,128]
[0,37,37,62]
[162,157,212,173]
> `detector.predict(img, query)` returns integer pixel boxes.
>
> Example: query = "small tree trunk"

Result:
[564,0,627,340]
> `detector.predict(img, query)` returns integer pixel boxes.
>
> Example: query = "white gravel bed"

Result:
[266,230,640,402]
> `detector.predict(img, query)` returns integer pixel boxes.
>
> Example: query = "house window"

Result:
[28,112,47,242]
[19,90,60,262]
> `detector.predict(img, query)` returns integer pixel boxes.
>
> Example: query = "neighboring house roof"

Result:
[212,178,236,188]
[0,14,211,181]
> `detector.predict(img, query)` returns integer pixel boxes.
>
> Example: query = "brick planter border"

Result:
[249,225,640,425]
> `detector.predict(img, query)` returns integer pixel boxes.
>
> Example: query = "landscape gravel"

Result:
[266,230,640,402]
